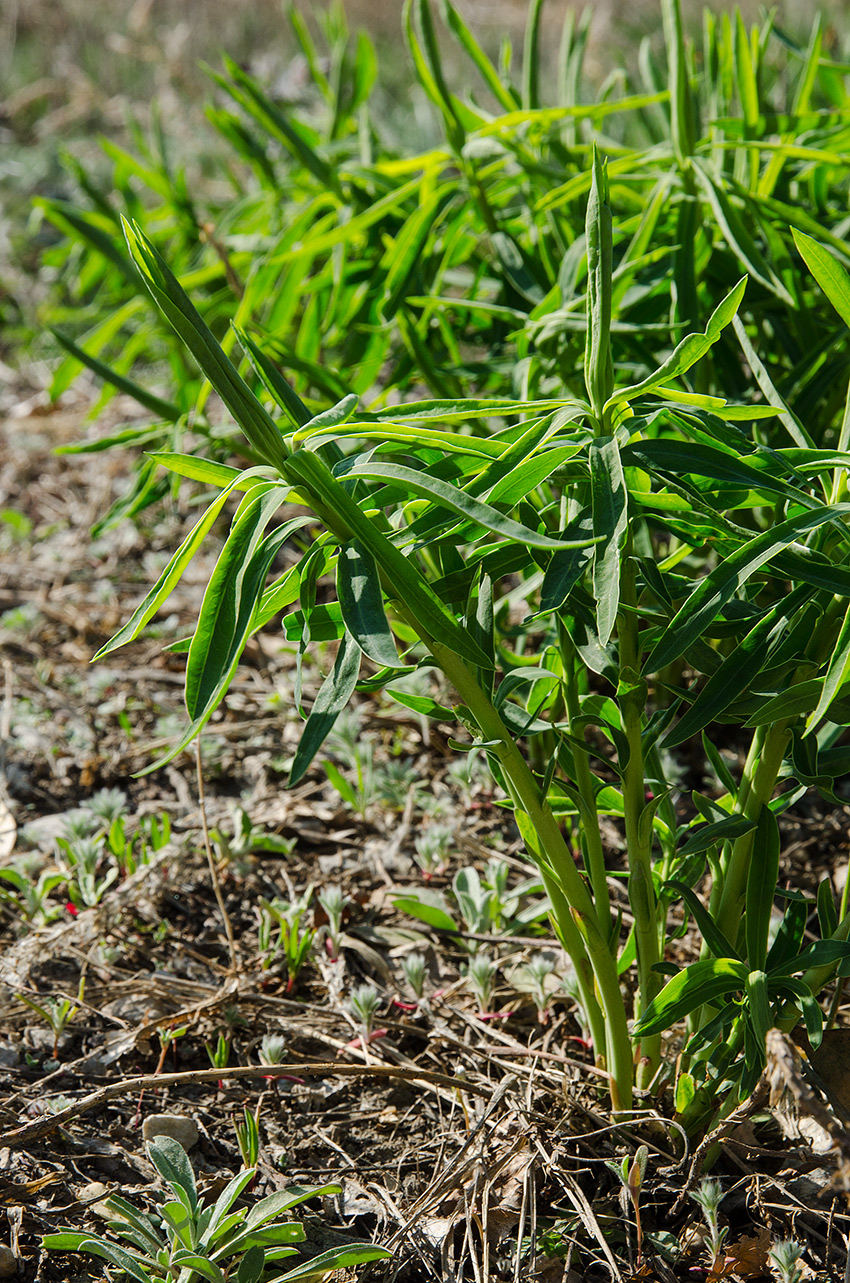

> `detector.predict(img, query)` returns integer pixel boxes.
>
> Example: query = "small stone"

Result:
[0,1244,18,1278]
[142,1114,199,1152]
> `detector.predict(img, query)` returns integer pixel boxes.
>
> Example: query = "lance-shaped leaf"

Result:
[621,439,815,508]
[590,436,627,646]
[289,635,362,786]
[122,218,290,472]
[792,227,850,329]
[606,276,747,409]
[677,813,755,856]
[186,489,293,720]
[136,518,296,777]
[52,329,182,422]
[337,540,404,669]
[632,957,749,1035]
[93,470,274,660]
[42,1236,154,1283]
[746,806,781,971]
[644,503,850,674]
[665,879,742,961]
[345,460,593,551]
[664,585,811,747]
[584,144,614,422]
[234,325,312,429]
[150,453,274,493]
[806,598,850,735]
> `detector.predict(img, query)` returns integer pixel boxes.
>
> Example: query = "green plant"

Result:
[690,1178,728,1261]
[463,953,497,1013]
[349,984,382,1043]
[18,978,85,1058]
[56,834,118,907]
[413,824,453,879]
[769,1240,805,1283]
[205,1032,231,1072]
[259,1034,287,1067]
[511,952,558,1022]
[606,1145,649,1265]
[0,866,66,927]
[401,952,428,999]
[43,1135,391,1283]
[318,887,348,960]
[55,0,850,1136]
[234,1104,261,1168]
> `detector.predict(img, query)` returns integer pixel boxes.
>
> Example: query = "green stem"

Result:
[715,720,791,949]
[559,621,611,938]
[619,550,661,1085]
[430,636,633,1112]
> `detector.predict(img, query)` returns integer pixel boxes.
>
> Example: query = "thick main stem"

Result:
[559,620,612,939]
[715,719,792,950]
[619,551,661,1084]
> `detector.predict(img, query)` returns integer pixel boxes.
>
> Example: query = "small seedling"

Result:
[463,953,497,1013]
[0,867,65,927]
[18,977,85,1058]
[690,1178,728,1262]
[607,1146,649,1264]
[259,1033,287,1066]
[205,1032,230,1071]
[258,896,316,990]
[513,953,558,1022]
[319,886,348,959]
[414,825,452,880]
[401,952,428,999]
[349,984,382,1042]
[769,1240,805,1283]
[57,834,118,908]
[86,787,128,827]
[234,1103,261,1167]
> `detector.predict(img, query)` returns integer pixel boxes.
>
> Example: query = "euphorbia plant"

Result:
[89,140,850,1131]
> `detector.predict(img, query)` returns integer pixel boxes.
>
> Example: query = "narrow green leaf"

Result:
[92,475,266,660]
[792,227,850,329]
[149,454,271,493]
[806,598,850,734]
[784,978,823,1047]
[745,806,780,971]
[186,490,291,719]
[391,889,458,932]
[234,325,312,429]
[268,1243,392,1283]
[345,460,595,551]
[665,879,742,961]
[289,635,362,786]
[438,0,518,111]
[387,690,454,721]
[607,277,747,409]
[633,957,749,1035]
[337,540,404,669]
[590,436,627,646]
[584,145,614,422]
[664,586,810,747]
[644,504,850,674]
[52,329,181,421]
